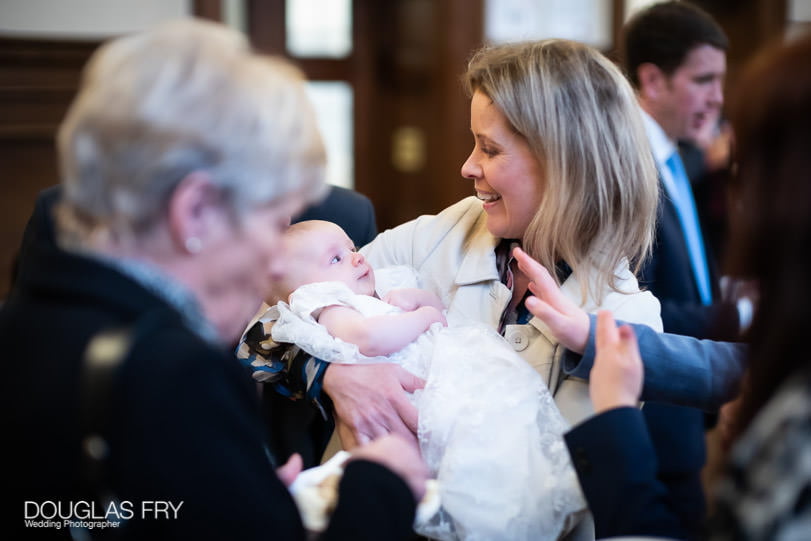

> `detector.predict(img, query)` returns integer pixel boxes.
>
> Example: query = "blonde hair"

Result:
[57,18,326,245]
[463,39,658,302]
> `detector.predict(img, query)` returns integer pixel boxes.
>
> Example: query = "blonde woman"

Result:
[264,219,586,540]
[244,39,663,539]
[321,39,662,446]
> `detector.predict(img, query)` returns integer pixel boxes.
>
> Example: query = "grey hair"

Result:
[464,39,658,302]
[57,18,326,245]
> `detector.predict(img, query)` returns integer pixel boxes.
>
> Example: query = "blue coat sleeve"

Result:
[563,314,746,411]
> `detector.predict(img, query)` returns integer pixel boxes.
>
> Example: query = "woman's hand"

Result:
[512,247,590,354]
[590,310,644,413]
[349,433,429,501]
[323,363,425,449]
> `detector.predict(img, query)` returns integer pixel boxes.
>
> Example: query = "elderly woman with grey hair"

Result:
[2,18,427,540]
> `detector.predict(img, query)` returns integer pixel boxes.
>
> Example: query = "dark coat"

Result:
[10,184,379,471]
[638,178,739,341]
[632,171,740,539]
[565,407,690,540]
[2,209,413,540]
[295,185,378,246]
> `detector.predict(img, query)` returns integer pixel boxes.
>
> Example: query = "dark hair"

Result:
[724,33,811,441]
[622,1,729,88]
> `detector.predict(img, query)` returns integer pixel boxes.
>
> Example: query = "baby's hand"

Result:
[382,289,420,311]
[383,288,445,313]
[416,305,447,327]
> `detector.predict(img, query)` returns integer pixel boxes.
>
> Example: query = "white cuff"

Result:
[737,296,754,333]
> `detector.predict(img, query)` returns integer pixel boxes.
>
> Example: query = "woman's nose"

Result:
[460,152,481,180]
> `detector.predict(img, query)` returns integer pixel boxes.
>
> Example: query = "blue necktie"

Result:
[665,151,712,305]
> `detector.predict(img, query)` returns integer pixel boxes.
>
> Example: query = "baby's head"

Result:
[268,220,376,304]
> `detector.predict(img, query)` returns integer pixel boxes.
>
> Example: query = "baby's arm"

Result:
[318,304,445,357]
[382,288,445,313]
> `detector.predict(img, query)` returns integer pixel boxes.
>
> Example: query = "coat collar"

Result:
[527,271,584,341]
[18,244,197,339]
[453,208,501,286]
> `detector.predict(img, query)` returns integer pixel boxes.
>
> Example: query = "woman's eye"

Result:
[481,147,498,157]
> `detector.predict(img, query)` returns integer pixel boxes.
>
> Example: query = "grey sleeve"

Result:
[562,314,747,411]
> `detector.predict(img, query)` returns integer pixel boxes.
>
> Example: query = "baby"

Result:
[265,220,586,541]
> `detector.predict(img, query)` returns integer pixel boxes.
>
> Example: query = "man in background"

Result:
[621,3,741,537]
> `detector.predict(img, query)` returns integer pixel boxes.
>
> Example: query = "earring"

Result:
[185,236,202,254]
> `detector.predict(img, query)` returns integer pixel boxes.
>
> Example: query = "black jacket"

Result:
[638,178,739,341]
[2,235,414,540]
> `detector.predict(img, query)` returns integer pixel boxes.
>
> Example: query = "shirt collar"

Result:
[640,108,678,167]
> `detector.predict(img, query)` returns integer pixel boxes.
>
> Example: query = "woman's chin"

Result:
[484,216,512,239]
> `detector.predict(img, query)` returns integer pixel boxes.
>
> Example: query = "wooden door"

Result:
[247,0,484,231]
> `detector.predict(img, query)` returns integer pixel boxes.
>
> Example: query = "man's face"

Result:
[655,45,726,142]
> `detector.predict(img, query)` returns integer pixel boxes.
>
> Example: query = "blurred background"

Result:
[1,0,809,299]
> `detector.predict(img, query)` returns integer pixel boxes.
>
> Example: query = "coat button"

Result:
[505,327,529,352]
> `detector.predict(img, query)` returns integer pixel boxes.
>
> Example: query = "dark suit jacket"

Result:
[2,224,414,540]
[635,173,740,538]
[9,185,60,290]
[639,181,739,341]
[565,407,690,540]
[295,185,378,246]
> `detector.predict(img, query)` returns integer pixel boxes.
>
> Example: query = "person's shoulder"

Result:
[438,196,483,218]
[126,317,235,382]
[410,196,483,235]
[363,197,485,267]
[325,185,373,207]
[607,265,664,331]
[296,185,377,246]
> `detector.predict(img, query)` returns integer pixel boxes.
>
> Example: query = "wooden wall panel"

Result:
[0,38,99,298]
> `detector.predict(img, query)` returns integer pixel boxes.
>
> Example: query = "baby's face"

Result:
[286,222,376,297]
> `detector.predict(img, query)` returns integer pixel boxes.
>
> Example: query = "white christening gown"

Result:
[271,269,586,541]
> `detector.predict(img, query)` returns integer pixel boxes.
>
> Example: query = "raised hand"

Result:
[512,247,590,353]
[590,310,644,413]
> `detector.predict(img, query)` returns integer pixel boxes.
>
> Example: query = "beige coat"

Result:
[362,196,663,426]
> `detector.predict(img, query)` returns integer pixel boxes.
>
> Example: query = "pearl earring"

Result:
[185,237,202,254]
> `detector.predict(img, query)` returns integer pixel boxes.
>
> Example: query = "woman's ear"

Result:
[166,171,226,255]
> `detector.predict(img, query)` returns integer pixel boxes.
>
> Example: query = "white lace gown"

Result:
[271,272,587,541]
